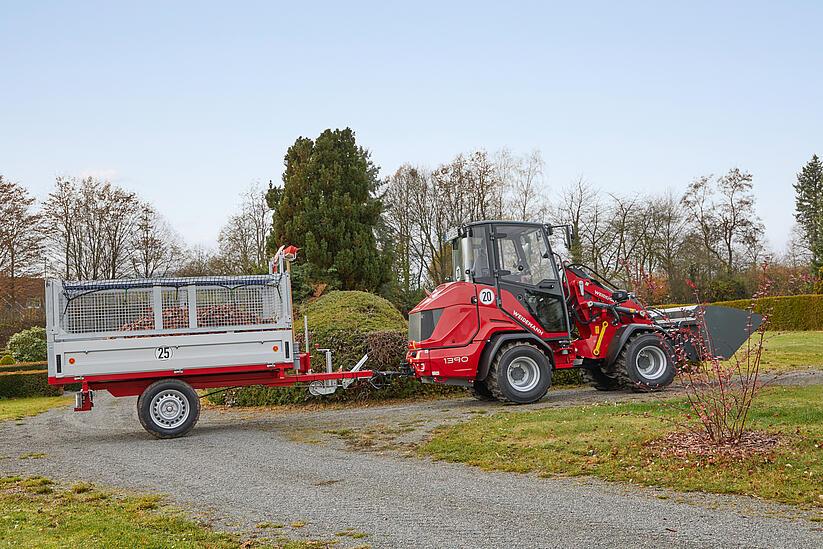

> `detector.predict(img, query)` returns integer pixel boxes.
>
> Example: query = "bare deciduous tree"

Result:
[502,149,547,222]
[217,184,272,274]
[0,175,44,304]
[42,176,141,280]
[131,204,184,277]
[682,168,764,275]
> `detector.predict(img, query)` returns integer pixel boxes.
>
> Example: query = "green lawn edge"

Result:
[420,385,823,509]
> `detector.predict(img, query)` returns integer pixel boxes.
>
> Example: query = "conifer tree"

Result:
[793,154,823,268]
[272,128,390,291]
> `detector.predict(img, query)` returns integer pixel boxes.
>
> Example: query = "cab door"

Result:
[491,224,570,338]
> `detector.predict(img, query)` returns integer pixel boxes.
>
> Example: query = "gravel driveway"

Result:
[2,372,822,548]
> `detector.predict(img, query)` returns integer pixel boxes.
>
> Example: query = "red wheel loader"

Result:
[405,220,761,403]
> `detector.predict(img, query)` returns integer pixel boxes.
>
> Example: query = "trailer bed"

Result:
[46,274,296,383]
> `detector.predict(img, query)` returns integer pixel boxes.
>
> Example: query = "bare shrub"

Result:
[670,275,771,445]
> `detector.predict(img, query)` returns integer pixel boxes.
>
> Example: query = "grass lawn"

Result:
[760,331,823,372]
[0,476,331,548]
[0,395,72,422]
[421,385,823,509]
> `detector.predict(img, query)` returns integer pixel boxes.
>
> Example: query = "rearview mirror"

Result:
[564,226,575,249]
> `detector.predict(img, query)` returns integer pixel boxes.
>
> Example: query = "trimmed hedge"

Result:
[300,290,407,333]
[715,295,823,331]
[656,294,823,331]
[0,361,48,374]
[0,355,15,365]
[0,370,62,398]
[209,291,463,406]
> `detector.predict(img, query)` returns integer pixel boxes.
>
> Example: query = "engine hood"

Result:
[410,281,474,313]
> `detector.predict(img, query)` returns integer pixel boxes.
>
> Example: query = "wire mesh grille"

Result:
[62,289,154,334]
[195,286,275,328]
[57,275,287,336]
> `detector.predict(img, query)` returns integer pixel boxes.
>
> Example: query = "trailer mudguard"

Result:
[603,323,665,368]
[475,332,554,382]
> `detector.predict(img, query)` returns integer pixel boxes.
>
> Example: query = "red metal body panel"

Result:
[407,265,658,385]
[408,340,486,380]
[407,282,575,380]
[421,283,479,348]
[562,267,654,360]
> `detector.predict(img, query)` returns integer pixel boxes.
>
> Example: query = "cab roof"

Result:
[445,220,547,243]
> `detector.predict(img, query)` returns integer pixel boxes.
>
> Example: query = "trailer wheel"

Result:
[137,379,200,439]
[580,366,621,391]
[486,342,551,404]
[470,379,496,401]
[615,332,676,391]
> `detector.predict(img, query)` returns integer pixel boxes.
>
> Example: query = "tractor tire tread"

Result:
[486,341,546,403]
[614,334,639,391]
[580,367,621,391]
[470,379,496,401]
[486,342,514,402]
[613,332,673,392]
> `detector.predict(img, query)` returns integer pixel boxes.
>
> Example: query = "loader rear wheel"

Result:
[486,342,551,404]
[137,379,201,439]
[470,379,496,401]
[581,366,621,391]
[615,332,676,392]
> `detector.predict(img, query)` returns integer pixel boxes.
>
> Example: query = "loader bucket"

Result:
[654,305,764,360]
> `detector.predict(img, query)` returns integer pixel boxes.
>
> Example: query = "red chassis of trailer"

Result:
[50,357,375,412]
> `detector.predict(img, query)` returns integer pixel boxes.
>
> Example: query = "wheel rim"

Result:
[150,389,190,429]
[635,345,668,381]
[507,356,541,392]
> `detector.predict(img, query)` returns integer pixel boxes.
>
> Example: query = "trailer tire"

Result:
[580,366,621,391]
[486,342,551,404]
[614,332,676,391]
[137,379,200,439]
[470,379,496,401]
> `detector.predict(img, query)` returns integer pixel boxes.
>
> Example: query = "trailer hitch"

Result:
[367,364,415,389]
[308,353,370,396]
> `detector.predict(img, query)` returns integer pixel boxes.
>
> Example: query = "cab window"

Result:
[496,225,556,286]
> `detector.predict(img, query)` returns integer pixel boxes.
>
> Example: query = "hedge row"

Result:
[657,294,823,331]
[0,370,62,399]
[0,361,48,374]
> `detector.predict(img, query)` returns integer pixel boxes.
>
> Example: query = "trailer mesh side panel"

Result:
[63,289,154,335]
[56,275,287,337]
[194,286,276,328]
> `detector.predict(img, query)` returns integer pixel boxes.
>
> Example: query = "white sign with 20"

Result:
[478,288,495,305]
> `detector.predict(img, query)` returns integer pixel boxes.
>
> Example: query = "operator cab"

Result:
[449,221,571,338]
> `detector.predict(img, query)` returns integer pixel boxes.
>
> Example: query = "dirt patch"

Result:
[647,429,782,461]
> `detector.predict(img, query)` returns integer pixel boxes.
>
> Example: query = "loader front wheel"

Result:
[470,378,496,401]
[581,366,621,391]
[615,332,676,391]
[137,379,201,439]
[487,342,551,404]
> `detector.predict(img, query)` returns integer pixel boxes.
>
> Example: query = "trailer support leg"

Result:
[74,382,94,412]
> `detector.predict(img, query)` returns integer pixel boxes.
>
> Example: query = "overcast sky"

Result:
[1,1,820,251]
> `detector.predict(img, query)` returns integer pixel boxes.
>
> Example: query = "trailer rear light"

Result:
[68,357,75,365]
[273,345,279,352]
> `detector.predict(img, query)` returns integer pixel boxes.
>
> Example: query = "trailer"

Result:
[46,250,374,438]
